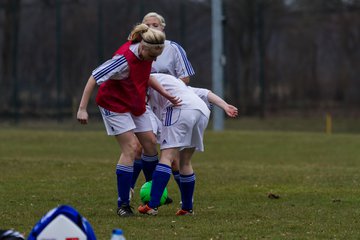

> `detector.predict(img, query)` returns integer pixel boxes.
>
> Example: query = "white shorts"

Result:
[99,106,153,135]
[159,108,209,151]
[147,105,161,136]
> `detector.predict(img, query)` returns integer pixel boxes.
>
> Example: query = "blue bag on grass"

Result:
[27,205,96,240]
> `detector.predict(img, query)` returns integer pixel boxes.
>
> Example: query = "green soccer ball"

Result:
[140,181,168,206]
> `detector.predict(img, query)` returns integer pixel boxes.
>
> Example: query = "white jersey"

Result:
[151,40,195,79]
[92,43,141,85]
[148,73,210,121]
[188,87,211,109]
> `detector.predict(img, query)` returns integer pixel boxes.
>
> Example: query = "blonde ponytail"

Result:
[128,23,149,42]
[128,23,165,47]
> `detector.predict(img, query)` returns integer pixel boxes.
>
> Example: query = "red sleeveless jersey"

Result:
[95,41,152,116]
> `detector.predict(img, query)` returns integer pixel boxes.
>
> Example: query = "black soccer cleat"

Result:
[164,196,173,205]
[117,204,134,217]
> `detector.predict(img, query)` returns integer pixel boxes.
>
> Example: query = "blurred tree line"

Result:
[0,0,359,121]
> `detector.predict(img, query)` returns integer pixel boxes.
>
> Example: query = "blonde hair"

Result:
[128,23,165,47]
[142,12,166,29]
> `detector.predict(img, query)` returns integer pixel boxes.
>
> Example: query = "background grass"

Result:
[1,118,360,239]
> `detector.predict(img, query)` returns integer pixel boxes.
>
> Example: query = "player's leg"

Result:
[171,153,181,189]
[130,138,143,194]
[170,153,181,206]
[114,131,138,216]
[134,109,159,182]
[177,147,196,215]
[99,107,137,217]
[135,131,159,181]
[149,148,177,207]
[138,147,178,215]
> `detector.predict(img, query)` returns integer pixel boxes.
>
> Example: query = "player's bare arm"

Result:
[148,76,182,106]
[77,75,96,124]
[207,91,238,118]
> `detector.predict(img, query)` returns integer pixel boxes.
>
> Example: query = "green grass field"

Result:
[1,120,360,239]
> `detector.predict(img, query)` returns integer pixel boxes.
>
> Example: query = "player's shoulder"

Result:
[167,40,186,52]
[189,86,210,95]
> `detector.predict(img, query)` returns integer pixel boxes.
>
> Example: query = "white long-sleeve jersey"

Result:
[148,73,210,121]
[151,40,195,79]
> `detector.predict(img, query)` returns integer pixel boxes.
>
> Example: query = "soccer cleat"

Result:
[176,209,194,216]
[164,196,173,205]
[117,204,134,217]
[138,204,158,216]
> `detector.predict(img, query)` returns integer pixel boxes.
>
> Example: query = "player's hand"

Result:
[77,109,89,124]
[168,95,182,106]
[225,105,238,118]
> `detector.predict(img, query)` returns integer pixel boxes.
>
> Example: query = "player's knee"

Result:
[122,140,138,159]
[143,134,157,148]
[141,142,157,156]
[171,158,179,171]
[135,141,143,159]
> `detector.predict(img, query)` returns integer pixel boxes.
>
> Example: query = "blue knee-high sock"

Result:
[141,154,159,182]
[131,159,142,189]
[116,164,133,207]
[148,163,171,208]
[172,170,181,189]
[180,173,196,211]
